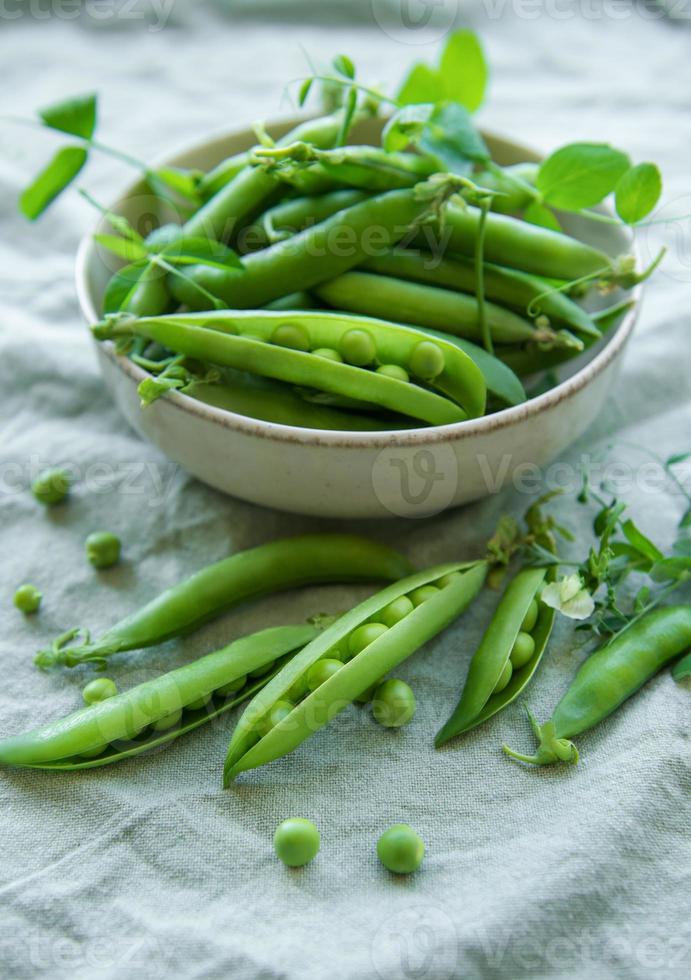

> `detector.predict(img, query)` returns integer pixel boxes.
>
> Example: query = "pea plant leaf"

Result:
[438,29,488,113]
[103,260,154,313]
[621,519,665,564]
[650,555,691,582]
[159,236,243,271]
[536,143,631,211]
[93,234,148,263]
[298,77,314,107]
[523,200,561,232]
[151,166,204,205]
[19,145,88,220]
[382,104,434,152]
[39,92,97,141]
[419,102,489,174]
[397,63,445,106]
[333,54,355,80]
[615,163,662,224]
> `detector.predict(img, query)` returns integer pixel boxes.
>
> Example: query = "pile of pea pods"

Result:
[3,520,689,781]
[91,92,645,431]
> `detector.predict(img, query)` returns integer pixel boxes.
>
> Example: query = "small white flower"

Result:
[541,574,595,621]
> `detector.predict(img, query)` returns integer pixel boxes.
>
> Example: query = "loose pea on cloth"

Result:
[1,5,690,979]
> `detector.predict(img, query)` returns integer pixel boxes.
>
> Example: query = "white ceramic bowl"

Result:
[76,117,640,519]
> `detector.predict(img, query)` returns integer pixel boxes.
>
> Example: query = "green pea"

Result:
[32,468,70,506]
[259,699,294,736]
[152,709,183,732]
[249,659,275,679]
[348,622,388,658]
[186,694,212,711]
[216,675,247,698]
[80,744,107,760]
[409,341,445,380]
[85,531,121,570]
[376,364,409,383]
[493,659,513,694]
[355,681,378,704]
[14,584,42,614]
[307,658,342,691]
[341,328,376,366]
[271,322,310,351]
[273,817,320,867]
[510,631,535,669]
[286,672,310,702]
[521,600,539,633]
[371,678,416,728]
[437,572,463,589]
[82,677,118,706]
[312,347,342,362]
[241,332,264,343]
[380,596,414,628]
[409,585,440,607]
[376,824,425,874]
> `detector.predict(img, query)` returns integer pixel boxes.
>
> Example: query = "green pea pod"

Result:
[224,560,488,784]
[315,272,579,352]
[169,178,467,311]
[503,605,691,767]
[672,650,691,681]
[95,309,487,425]
[184,371,411,431]
[184,112,348,241]
[363,251,601,340]
[249,190,370,246]
[1,625,316,770]
[36,534,413,669]
[435,567,553,746]
[419,205,619,282]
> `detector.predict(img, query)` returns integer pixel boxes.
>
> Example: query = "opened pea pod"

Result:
[435,567,555,746]
[0,625,316,771]
[93,308,487,426]
[224,560,488,784]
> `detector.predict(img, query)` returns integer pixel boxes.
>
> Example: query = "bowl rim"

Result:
[75,118,642,450]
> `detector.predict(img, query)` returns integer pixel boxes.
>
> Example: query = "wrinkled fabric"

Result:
[1,5,690,979]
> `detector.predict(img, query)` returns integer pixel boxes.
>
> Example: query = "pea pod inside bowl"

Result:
[76,116,642,518]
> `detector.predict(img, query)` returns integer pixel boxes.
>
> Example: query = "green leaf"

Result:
[615,163,662,224]
[160,236,243,271]
[94,234,148,263]
[152,166,203,203]
[298,78,313,107]
[523,200,561,232]
[438,30,488,113]
[337,87,358,147]
[382,104,433,152]
[103,260,156,313]
[333,54,355,80]
[666,451,691,468]
[419,102,489,174]
[397,63,444,106]
[621,519,664,563]
[19,145,88,219]
[537,143,631,211]
[39,92,97,140]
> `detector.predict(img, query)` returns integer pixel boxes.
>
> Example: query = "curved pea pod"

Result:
[503,605,691,767]
[249,189,370,246]
[36,534,413,669]
[0,625,316,771]
[418,204,620,282]
[363,250,601,340]
[169,179,465,311]
[94,309,487,425]
[224,560,488,784]
[435,567,554,746]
